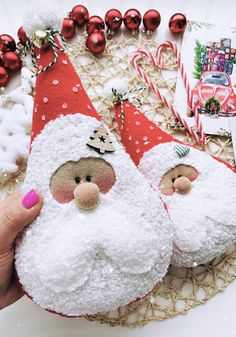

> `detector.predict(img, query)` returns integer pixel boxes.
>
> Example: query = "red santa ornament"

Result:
[106,79,236,268]
[15,1,172,317]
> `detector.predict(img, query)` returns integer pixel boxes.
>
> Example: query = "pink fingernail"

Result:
[22,189,40,209]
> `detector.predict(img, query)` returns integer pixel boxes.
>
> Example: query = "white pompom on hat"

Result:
[23,0,62,38]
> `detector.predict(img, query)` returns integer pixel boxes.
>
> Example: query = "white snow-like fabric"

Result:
[139,141,236,267]
[104,79,128,101]
[0,68,34,175]
[15,114,172,316]
[23,0,62,38]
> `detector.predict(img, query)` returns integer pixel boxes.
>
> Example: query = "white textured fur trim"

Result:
[15,114,172,316]
[139,141,236,267]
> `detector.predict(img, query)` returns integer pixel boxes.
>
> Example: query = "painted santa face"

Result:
[50,157,116,208]
[15,114,172,316]
[139,141,236,268]
[159,164,198,196]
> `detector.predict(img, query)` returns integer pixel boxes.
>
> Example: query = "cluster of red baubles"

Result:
[0,6,187,87]
[61,6,187,54]
[0,34,23,87]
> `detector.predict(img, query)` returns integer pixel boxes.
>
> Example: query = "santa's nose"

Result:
[173,176,191,194]
[74,182,100,210]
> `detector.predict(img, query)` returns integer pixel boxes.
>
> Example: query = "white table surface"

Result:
[1,0,236,336]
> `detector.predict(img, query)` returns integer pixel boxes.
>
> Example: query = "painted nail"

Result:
[22,189,40,209]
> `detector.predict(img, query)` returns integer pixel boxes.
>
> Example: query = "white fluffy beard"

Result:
[162,161,236,267]
[16,194,166,316]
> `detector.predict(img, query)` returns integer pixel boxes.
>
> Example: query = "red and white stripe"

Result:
[131,40,206,145]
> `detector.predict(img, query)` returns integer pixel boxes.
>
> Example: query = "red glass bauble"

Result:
[2,52,22,72]
[86,16,105,35]
[143,9,161,32]
[17,26,29,45]
[0,66,9,87]
[86,32,106,54]
[0,34,16,53]
[169,13,187,33]
[61,18,76,39]
[70,5,89,27]
[105,9,122,32]
[123,9,142,32]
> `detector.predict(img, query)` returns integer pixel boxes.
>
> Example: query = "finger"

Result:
[0,189,42,254]
[0,275,24,310]
[0,192,21,211]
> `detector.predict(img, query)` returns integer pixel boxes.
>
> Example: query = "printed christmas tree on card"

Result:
[15,3,173,317]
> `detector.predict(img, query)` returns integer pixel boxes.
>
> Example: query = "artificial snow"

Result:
[0,67,34,176]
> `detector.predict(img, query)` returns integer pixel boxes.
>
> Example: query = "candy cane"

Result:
[156,41,205,143]
[132,41,206,145]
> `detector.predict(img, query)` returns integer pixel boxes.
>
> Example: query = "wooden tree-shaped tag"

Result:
[87,126,116,154]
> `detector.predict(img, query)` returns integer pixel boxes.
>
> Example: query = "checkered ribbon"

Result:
[112,87,144,126]
[30,30,67,77]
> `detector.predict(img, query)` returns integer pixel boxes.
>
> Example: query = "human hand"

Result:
[0,189,42,309]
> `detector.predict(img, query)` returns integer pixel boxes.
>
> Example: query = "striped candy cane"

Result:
[156,41,205,143]
[131,41,206,145]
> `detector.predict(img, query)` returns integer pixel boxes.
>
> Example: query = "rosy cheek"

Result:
[160,187,174,196]
[187,170,199,182]
[51,186,74,203]
[94,174,116,194]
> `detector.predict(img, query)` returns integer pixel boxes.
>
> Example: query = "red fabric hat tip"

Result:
[114,100,173,165]
[31,39,100,144]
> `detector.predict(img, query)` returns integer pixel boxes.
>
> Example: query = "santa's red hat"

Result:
[31,40,99,143]
[104,79,175,166]
[105,79,235,177]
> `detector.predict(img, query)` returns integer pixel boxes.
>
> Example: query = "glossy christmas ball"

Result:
[169,13,187,33]
[70,5,89,27]
[86,16,105,35]
[105,9,123,32]
[17,26,29,45]
[0,34,16,53]
[61,18,76,39]
[123,9,142,32]
[86,32,106,54]
[143,9,161,32]
[0,66,9,87]
[2,52,22,71]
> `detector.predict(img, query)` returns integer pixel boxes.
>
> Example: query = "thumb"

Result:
[0,189,42,254]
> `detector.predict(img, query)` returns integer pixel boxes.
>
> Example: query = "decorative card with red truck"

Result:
[174,21,236,137]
